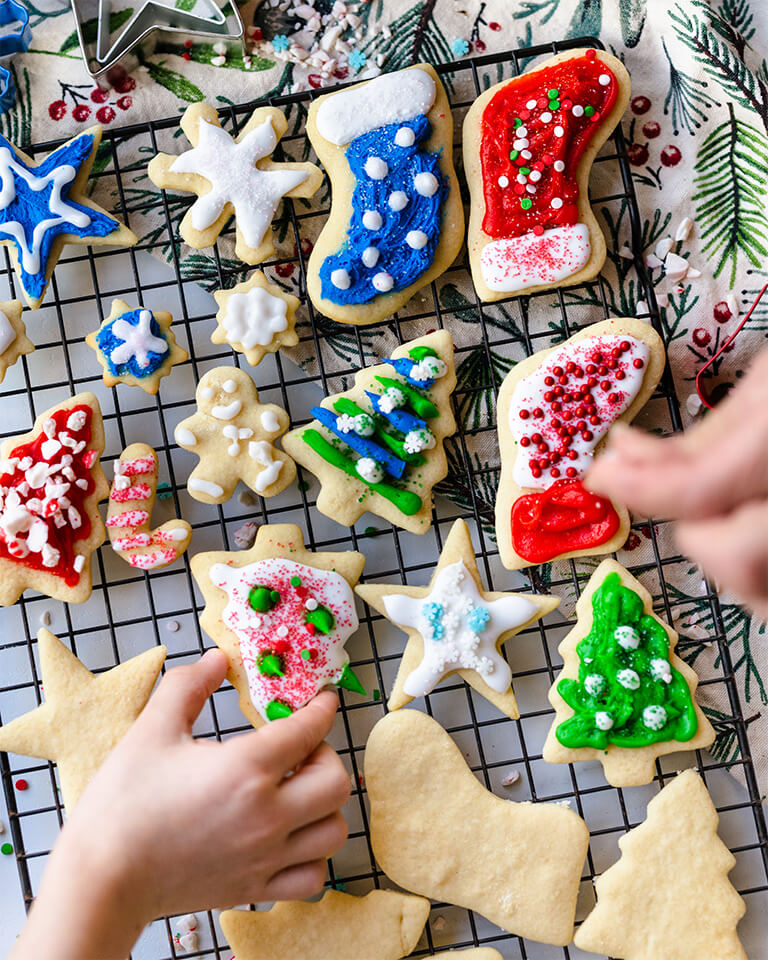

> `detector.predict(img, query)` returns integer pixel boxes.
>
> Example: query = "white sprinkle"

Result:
[365,156,388,179]
[498,175,509,188]
[655,236,674,261]
[675,216,694,242]
[211,55,226,67]
[513,138,529,150]
[554,160,565,172]
[277,625,289,638]
[554,125,564,137]
[525,99,537,109]
[406,230,428,249]
[388,191,408,211]
[636,299,649,317]
[526,184,536,194]
[331,268,351,289]
[305,597,318,611]
[413,171,438,196]
[521,149,532,159]
[166,620,180,633]
[73,555,85,573]
[572,104,584,117]
[361,246,379,268]
[540,111,552,123]
[517,126,528,138]
[394,127,415,147]
[362,210,382,230]
[501,769,520,787]
[645,253,664,269]
[551,197,563,209]
[686,393,703,417]
[529,170,541,182]
[516,173,527,185]
[372,272,393,292]
[39,610,52,627]
[599,73,611,85]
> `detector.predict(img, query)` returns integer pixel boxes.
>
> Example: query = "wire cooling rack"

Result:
[1,36,767,960]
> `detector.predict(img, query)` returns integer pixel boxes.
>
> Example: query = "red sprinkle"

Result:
[585,48,597,60]
[633,358,644,369]
[15,779,28,791]
[532,224,544,236]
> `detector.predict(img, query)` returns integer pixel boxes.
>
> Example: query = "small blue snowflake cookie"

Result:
[86,299,188,395]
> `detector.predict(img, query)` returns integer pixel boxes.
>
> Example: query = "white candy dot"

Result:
[599,73,611,86]
[277,625,289,638]
[572,104,585,117]
[362,246,380,268]
[331,268,351,289]
[525,99,537,109]
[517,126,528,138]
[414,171,439,196]
[595,711,614,731]
[516,173,527,185]
[529,170,542,182]
[388,191,409,211]
[513,138,529,150]
[584,673,605,696]
[305,597,318,610]
[362,209,383,230]
[554,125,565,137]
[617,668,641,691]
[222,379,237,393]
[643,705,668,730]
[614,625,640,650]
[541,111,552,123]
[365,156,388,180]
[526,184,536,194]
[373,272,393,292]
[554,160,565,172]
[551,197,563,209]
[521,149,532,159]
[406,230,428,249]
[395,127,415,147]
[498,175,509,188]
[650,658,673,684]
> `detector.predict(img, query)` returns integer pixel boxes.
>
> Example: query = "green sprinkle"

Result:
[290,575,302,587]
[584,105,595,117]
[513,117,522,127]
[520,166,531,175]
[258,652,284,677]
[549,99,560,110]
[300,648,312,661]
[547,87,559,98]
[249,585,280,613]
[364,526,377,535]
[520,198,533,210]
[509,149,519,160]
[265,699,293,721]
[298,480,310,492]
[373,688,381,701]
[1,843,12,855]
[306,604,335,634]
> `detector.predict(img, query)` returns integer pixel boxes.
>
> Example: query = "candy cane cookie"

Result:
[107,443,192,570]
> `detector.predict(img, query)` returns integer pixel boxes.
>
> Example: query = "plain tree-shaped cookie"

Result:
[575,769,747,960]
[0,299,33,382]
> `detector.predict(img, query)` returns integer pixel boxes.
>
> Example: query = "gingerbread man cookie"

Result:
[148,103,323,265]
[0,299,33,383]
[107,443,192,571]
[211,272,300,367]
[174,367,295,505]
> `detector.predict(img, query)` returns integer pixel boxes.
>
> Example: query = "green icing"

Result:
[306,603,335,634]
[374,376,439,419]
[555,572,698,750]
[408,345,438,362]
[249,585,280,612]
[257,652,285,677]
[333,396,424,464]
[265,699,293,721]
[335,662,367,696]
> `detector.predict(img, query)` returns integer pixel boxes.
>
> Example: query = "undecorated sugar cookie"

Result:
[86,299,188,394]
[464,48,630,300]
[0,126,137,309]
[0,393,109,605]
[0,630,165,812]
[148,103,323,265]
[174,367,295,505]
[220,889,430,960]
[306,64,464,325]
[0,300,33,382]
[356,518,558,716]
[107,443,192,570]
[211,271,300,367]
[543,559,715,786]
[365,710,589,946]
[191,523,366,727]
[495,317,665,569]
[282,330,456,534]
[575,770,747,959]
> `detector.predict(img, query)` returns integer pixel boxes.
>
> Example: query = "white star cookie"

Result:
[356,518,559,716]
[212,272,300,368]
[0,299,33,383]
[174,366,295,505]
[148,103,323,265]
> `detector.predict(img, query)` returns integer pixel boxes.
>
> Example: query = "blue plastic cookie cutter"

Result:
[0,0,33,114]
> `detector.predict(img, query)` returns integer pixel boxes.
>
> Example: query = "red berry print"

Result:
[72,104,91,123]
[489,21,501,30]
[182,52,191,60]
[96,105,116,124]
[112,74,136,94]
[623,532,641,551]
[631,95,651,115]
[250,26,262,41]
[642,121,661,139]
[294,237,313,258]
[660,145,682,167]
[275,262,295,278]
[90,87,109,103]
[627,143,649,166]
[48,99,66,121]
[692,328,711,347]
[117,96,132,111]
[713,301,732,323]
[475,39,486,52]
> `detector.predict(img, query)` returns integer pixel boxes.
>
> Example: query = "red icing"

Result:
[511,479,620,564]
[0,406,98,586]
[480,54,618,239]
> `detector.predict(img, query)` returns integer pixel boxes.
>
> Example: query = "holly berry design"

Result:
[47,80,134,125]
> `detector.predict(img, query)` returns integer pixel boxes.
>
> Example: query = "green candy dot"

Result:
[248,585,280,612]
[290,575,302,587]
[1,843,12,855]
[257,652,284,677]
[520,166,531,175]
[306,604,335,635]
[547,87,559,98]
[300,648,312,661]
[265,699,293,721]
[373,688,381,701]
[584,105,595,117]
[520,197,533,210]
[549,99,560,110]
[509,149,519,160]
[513,117,522,127]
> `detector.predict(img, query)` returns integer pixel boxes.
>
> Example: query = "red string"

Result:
[696,283,768,410]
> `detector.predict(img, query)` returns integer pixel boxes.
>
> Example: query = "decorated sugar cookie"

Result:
[0,127,137,309]
[211,272,300,367]
[575,770,747,959]
[86,299,188,394]
[0,630,165,812]
[148,103,323,265]
[495,318,665,569]
[464,48,630,300]
[0,392,108,605]
[306,64,464,326]
[282,330,456,534]
[107,443,192,571]
[174,366,295,505]
[191,523,366,727]
[543,560,715,787]
[0,299,33,382]
[357,518,558,716]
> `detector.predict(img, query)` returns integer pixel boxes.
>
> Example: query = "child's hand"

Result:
[12,650,351,960]
[587,348,768,618]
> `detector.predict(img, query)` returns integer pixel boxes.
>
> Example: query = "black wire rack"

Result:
[1,36,767,960]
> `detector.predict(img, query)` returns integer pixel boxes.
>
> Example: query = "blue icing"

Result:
[96,309,168,379]
[0,132,121,302]
[468,606,490,633]
[366,391,425,433]
[422,601,444,640]
[388,356,437,388]
[319,114,447,305]
[310,405,407,479]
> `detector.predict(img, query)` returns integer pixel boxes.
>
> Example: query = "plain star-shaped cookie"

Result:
[0,299,33,383]
[356,518,559,717]
[0,630,165,812]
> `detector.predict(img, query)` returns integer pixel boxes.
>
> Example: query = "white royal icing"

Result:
[480,224,591,292]
[188,477,224,498]
[175,427,197,447]
[222,284,289,350]
[170,116,308,251]
[0,310,15,355]
[248,440,282,492]
[108,309,168,369]
[382,560,537,699]
[315,67,436,145]
[260,410,280,433]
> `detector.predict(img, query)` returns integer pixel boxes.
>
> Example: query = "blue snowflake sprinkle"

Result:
[348,49,367,71]
[272,34,290,52]
[422,601,445,640]
[451,37,470,57]
[468,606,490,633]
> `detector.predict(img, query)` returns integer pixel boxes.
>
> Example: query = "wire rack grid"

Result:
[0,35,767,960]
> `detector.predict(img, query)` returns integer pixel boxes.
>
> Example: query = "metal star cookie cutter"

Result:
[0,0,33,113]
[69,0,244,85]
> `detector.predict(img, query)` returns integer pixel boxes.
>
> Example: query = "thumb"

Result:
[144,648,229,734]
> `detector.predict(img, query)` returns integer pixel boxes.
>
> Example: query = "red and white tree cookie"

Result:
[0,393,108,604]
[495,319,665,570]
[464,48,630,300]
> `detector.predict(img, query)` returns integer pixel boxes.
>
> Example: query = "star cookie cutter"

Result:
[0,0,33,114]
[69,0,244,85]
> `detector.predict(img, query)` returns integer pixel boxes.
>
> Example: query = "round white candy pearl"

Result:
[331,268,350,289]
[406,230,428,249]
[529,170,542,182]
[617,668,641,691]
[572,104,585,117]
[388,191,409,211]
[498,175,509,188]
[650,658,672,683]
[526,99,537,109]
[362,209,383,230]
[643,704,668,730]
[414,171,439,196]
[599,73,611,85]
[595,711,614,731]
[614,625,640,650]
[584,673,605,696]
[554,125,565,137]
[551,197,563,209]
[365,156,388,180]
[395,127,416,147]
[540,111,552,123]
[362,246,380,268]
[554,160,565,172]
[373,272,393,292]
